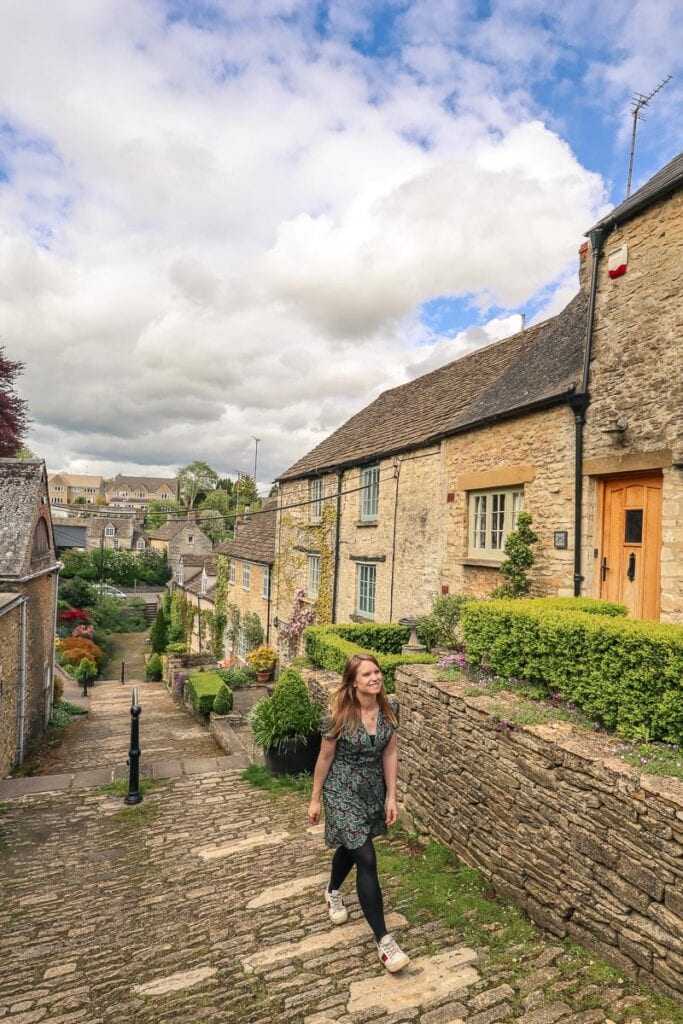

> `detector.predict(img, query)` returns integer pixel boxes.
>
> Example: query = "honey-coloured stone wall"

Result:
[397,663,683,1001]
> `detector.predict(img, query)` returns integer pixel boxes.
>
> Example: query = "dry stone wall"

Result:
[396,663,683,1001]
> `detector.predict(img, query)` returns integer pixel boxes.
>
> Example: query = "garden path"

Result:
[0,766,674,1024]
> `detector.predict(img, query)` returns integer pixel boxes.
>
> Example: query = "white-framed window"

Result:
[356,563,376,618]
[469,488,524,559]
[200,569,207,595]
[136,490,146,498]
[187,534,194,543]
[262,565,270,599]
[104,526,115,538]
[242,562,251,590]
[112,538,119,550]
[229,560,236,584]
[237,627,249,660]
[360,464,379,521]
[307,554,321,598]
[117,490,128,497]
[309,478,323,521]
[136,539,146,550]
[177,563,184,585]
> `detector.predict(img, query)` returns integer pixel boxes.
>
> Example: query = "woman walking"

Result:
[308,654,410,973]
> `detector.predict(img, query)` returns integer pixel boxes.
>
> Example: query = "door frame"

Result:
[592,470,663,614]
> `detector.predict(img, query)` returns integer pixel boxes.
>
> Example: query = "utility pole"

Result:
[626,75,672,198]
[251,437,260,493]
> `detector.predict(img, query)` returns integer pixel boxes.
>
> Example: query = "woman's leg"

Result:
[349,837,387,941]
[329,844,354,891]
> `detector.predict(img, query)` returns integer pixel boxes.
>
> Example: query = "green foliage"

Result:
[74,657,97,683]
[226,602,241,649]
[242,610,264,651]
[417,595,472,650]
[168,590,192,645]
[304,624,437,692]
[49,699,88,728]
[60,546,171,586]
[187,669,226,714]
[177,460,220,508]
[241,763,312,795]
[166,641,188,654]
[213,684,234,714]
[144,499,183,532]
[150,607,168,654]
[198,490,231,543]
[59,549,99,581]
[162,589,171,616]
[59,576,98,608]
[246,644,277,671]
[216,665,256,688]
[144,653,163,681]
[491,511,538,598]
[248,668,321,749]
[461,598,683,742]
[90,597,145,633]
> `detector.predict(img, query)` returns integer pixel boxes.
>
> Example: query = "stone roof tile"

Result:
[215,499,276,565]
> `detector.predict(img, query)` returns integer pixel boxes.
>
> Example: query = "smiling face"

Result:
[352,658,383,700]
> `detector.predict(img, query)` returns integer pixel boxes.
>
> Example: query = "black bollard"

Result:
[81,676,89,699]
[124,687,143,805]
[120,660,125,684]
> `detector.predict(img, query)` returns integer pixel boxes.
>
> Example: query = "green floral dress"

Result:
[322,698,399,850]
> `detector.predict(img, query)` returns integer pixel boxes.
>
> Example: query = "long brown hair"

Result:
[326,654,397,739]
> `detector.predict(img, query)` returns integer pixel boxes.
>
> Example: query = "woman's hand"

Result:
[385,797,398,826]
[308,798,321,825]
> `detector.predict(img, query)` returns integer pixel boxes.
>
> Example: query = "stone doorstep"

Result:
[0,753,249,799]
[241,912,409,974]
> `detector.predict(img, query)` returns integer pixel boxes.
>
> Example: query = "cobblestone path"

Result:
[37,681,224,774]
[1,771,680,1024]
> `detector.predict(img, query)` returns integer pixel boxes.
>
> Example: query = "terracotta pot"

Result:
[263,733,321,776]
[256,670,271,683]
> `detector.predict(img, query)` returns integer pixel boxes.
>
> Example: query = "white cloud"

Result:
[0,0,676,488]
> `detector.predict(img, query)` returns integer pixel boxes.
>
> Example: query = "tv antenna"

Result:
[626,75,672,198]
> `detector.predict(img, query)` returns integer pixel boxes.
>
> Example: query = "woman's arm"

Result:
[382,732,398,825]
[308,737,337,824]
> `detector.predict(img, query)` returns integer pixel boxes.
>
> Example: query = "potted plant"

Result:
[246,644,278,683]
[248,668,322,775]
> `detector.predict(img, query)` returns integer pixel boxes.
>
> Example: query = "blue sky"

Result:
[0,0,680,482]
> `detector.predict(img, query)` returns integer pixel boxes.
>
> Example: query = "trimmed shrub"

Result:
[249,668,321,750]
[416,594,473,650]
[461,599,683,742]
[150,607,168,654]
[213,684,234,715]
[304,623,437,692]
[74,657,97,684]
[187,670,226,714]
[144,653,163,681]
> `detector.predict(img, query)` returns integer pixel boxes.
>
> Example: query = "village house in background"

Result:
[0,459,59,776]
[85,514,150,552]
[173,554,218,654]
[104,474,178,510]
[48,471,105,507]
[273,151,683,635]
[215,499,276,658]
[149,518,213,573]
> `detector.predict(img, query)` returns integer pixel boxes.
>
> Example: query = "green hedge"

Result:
[461,599,683,742]
[304,623,437,693]
[187,670,226,714]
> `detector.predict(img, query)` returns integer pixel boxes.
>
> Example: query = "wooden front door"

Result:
[599,474,662,619]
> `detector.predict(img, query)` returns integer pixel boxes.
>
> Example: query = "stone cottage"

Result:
[0,459,60,775]
[273,151,683,630]
[215,499,277,658]
[149,519,213,573]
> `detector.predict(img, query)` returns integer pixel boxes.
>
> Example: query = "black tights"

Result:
[329,837,387,942]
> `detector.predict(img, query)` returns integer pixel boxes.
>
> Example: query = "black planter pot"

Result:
[264,732,321,776]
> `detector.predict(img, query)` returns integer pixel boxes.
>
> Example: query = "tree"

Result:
[234,473,258,508]
[492,512,539,598]
[198,490,230,543]
[177,460,219,509]
[59,577,97,609]
[0,347,30,456]
[145,498,183,532]
[150,607,168,654]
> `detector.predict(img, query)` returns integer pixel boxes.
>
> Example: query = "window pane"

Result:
[262,566,270,598]
[491,493,505,549]
[472,494,487,549]
[308,555,320,597]
[357,563,376,615]
[511,490,524,530]
[361,465,379,520]
[625,509,643,544]
[310,478,323,520]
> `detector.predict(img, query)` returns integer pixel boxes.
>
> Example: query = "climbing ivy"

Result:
[310,502,336,624]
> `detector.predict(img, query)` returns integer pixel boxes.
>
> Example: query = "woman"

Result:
[308,654,410,973]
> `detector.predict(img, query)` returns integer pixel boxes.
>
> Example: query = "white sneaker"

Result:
[377,932,410,973]
[325,888,348,925]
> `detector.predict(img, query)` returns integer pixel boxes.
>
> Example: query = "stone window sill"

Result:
[458,558,503,569]
[355,520,378,528]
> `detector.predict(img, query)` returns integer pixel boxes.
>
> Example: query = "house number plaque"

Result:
[553,531,568,550]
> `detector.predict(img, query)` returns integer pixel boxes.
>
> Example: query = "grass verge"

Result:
[98,778,163,798]
[241,763,313,797]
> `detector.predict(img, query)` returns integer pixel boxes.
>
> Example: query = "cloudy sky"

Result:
[0,1,681,489]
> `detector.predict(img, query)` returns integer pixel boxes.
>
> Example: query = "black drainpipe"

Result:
[331,468,343,623]
[573,226,605,597]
